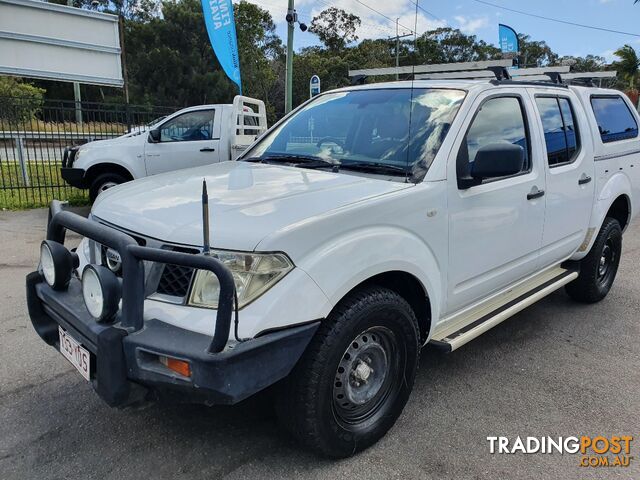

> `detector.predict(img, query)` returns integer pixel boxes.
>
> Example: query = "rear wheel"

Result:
[565,217,622,303]
[276,286,420,458]
[89,173,127,202]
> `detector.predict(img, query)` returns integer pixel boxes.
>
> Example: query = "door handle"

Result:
[578,175,592,185]
[527,187,545,200]
[200,147,216,152]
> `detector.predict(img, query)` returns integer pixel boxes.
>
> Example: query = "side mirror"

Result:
[470,143,524,180]
[148,128,161,143]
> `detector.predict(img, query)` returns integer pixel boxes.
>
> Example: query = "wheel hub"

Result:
[332,328,395,421]
[598,242,613,280]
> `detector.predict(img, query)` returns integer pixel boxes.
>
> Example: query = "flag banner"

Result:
[201,0,242,93]
[498,23,518,55]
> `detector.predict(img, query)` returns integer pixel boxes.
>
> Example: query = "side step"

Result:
[429,267,579,352]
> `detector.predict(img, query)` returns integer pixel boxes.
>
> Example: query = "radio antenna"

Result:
[202,179,210,255]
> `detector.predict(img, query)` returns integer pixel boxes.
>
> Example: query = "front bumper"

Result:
[27,201,319,407]
[60,167,88,189]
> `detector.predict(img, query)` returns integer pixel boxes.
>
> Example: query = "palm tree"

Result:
[614,44,640,89]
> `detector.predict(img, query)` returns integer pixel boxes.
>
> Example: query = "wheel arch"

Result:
[329,270,432,344]
[576,174,633,259]
[605,194,631,232]
[85,162,134,185]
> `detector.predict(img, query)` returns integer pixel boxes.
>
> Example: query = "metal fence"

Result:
[0,96,177,208]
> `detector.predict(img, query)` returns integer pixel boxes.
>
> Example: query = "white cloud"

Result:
[453,15,489,34]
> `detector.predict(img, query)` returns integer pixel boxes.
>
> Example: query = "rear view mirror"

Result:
[148,128,161,143]
[471,143,524,179]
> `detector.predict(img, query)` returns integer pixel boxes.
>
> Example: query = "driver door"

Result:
[144,108,221,176]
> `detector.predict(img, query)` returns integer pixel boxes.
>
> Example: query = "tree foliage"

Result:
[310,7,361,52]
[20,5,629,119]
[613,44,640,89]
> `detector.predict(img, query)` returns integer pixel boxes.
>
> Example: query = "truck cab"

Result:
[61,96,267,201]
[27,67,639,459]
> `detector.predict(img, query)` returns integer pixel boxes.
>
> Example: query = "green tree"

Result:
[613,44,640,89]
[0,77,45,122]
[53,0,161,21]
[517,34,558,67]
[413,28,501,64]
[309,7,361,52]
[559,54,606,72]
[234,1,284,121]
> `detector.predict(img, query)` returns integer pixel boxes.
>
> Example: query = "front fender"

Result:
[74,147,145,179]
[296,225,443,340]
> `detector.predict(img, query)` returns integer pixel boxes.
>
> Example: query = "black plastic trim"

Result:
[45,200,235,353]
[60,167,88,189]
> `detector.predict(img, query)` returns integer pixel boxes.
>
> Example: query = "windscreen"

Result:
[244,88,466,181]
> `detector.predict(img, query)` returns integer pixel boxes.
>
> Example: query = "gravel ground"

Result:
[0,207,638,480]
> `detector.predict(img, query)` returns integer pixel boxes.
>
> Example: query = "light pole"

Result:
[285,3,307,114]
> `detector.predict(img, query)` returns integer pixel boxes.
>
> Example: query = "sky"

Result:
[239,0,640,62]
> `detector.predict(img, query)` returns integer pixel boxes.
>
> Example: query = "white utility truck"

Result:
[61,96,267,201]
[28,61,639,458]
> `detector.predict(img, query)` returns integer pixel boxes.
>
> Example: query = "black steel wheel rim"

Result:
[331,326,400,426]
[597,236,617,286]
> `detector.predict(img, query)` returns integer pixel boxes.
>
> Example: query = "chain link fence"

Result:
[0,97,177,209]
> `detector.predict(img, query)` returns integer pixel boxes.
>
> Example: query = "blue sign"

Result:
[201,0,242,94]
[498,24,518,55]
[310,75,320,98]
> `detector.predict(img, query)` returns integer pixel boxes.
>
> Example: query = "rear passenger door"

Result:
[445,91,546,314]
[531,92,595,268]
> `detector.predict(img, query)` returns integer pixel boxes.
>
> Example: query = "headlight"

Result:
[81,265,121,322]
[188,251,293,309]
[39,240,77,290]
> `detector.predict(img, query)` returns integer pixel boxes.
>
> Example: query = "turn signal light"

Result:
[159,356,191,378]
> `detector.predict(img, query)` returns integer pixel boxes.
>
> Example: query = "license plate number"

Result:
[58,327,90,381]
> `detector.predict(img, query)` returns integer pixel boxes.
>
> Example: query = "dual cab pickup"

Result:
[61,95,267,201]
[28,79,639,458]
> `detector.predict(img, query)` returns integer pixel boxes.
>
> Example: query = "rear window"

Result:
[590,96,638,143]
[535,96,580,166]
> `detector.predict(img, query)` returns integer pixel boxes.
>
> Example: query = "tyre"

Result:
[276,286,420,458]
[89,173,127,202]
[565,217,622,303]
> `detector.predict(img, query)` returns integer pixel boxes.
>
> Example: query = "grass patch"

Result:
[0,161,89,209]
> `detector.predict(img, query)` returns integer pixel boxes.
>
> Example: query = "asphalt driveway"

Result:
[1,207,638,479]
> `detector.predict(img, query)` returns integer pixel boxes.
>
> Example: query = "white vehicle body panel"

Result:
[81,80,639,341]
[70,96,267,181]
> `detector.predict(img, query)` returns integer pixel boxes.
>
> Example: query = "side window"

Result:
[590,96,638,143]
[559,98,579,158]
[535,96,581,167]
[457,96,530,181]
[159,110,215,142]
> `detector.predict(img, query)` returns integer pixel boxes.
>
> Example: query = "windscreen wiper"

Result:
[339,161,408,176]
[244,154,339,170]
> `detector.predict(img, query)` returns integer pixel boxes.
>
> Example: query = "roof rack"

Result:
[348,60,617,88]
[348,59,514,83]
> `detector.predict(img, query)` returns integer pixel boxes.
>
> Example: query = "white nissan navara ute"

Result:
[28,76,639,458]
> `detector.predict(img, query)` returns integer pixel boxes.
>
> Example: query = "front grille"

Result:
[156,246,199,298]
[157,264,195,297]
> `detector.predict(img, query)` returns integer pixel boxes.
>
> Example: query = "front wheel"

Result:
[276,286,420,458]
[566,217,622,303]
[89,173,127,203]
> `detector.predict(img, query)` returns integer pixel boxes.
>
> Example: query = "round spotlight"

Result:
[299,22,307,32]
[81,265,121,322]
[40,240,77,290]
